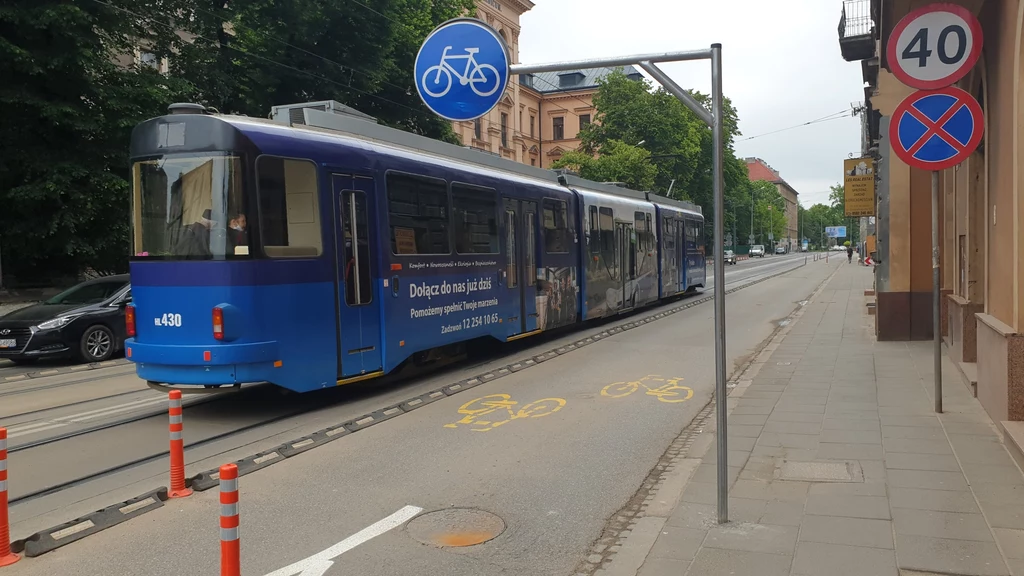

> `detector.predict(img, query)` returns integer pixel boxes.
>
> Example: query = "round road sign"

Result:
[414,18,510,122]
[889,86,984,171]
[887,3,983,90]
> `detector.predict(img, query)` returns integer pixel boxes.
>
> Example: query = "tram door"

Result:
[616,222,637,309]
[501,198,539,337]
[332,174,383,378]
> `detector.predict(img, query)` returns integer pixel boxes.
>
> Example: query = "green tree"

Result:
[578,69,747,250]
[165,0,472,142]
[0,0,474,284]
[552,140,657,192]
[0,0,193,283]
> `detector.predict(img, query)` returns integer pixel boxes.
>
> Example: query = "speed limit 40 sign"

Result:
[887,3,983,90]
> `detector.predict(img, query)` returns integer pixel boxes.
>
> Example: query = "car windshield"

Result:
[753,245,763,250]
[132,154,247,260]
[45,280,127,305]
[725,250,734,256]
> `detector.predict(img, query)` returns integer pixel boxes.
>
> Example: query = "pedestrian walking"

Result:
[847,245,853,264]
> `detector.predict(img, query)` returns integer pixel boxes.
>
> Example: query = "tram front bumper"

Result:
[125,339,279,385]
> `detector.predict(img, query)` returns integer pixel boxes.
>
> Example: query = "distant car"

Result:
[775,246,787,254]
[0,275,131,364]
[724,250,737,265]
[749,245,765,258]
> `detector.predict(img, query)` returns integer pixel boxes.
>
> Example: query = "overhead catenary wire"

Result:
[737,109,853,142]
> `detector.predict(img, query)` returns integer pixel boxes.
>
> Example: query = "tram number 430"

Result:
[154,313,183,327]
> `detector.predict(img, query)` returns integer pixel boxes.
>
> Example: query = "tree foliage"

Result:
[571,70,750,250]
[551,140,656,191]
[0,0,472,285]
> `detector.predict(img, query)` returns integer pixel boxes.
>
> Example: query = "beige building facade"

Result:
[745,158,801,252]
[455,0,642,168]
[840,0,1024,426]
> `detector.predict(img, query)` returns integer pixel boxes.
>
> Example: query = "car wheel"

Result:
[79,325,115,363]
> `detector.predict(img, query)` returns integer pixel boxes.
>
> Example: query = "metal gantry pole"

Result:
[511,42,730,526]
[710,43,728,524]
[931,170,942,413]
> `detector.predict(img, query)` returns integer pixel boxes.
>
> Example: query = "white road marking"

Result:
[6,395,185,439]
[264,505,423,576]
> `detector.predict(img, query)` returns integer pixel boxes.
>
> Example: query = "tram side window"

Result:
[634,212,645,251]
[452,184,498,254]
[646,214,654,250]
[588,205,600,254]
[387,173,450,255]
[599,207,615,277]
[257,157,323,258]
[542,198,570,254]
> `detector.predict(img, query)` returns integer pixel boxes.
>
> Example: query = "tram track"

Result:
[0,367,136,399]
[6,255,810,545]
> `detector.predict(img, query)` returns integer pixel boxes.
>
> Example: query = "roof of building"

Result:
[521,65,644,94]
[744,157,799,197]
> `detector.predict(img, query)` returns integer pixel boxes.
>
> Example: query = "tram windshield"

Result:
[131,154,247,259]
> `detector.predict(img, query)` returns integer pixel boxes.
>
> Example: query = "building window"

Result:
[386,173,450,255]
[530,158,536,166]
[530,116,535,138]
[452,183,498,254]
[552,117,564,140]
[579,114,591,130]
[542,198,570,254]
[257,157,322,258]
[500,112,508,148]
[474,118,482,141]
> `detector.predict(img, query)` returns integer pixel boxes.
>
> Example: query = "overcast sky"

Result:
[518,0,865,207]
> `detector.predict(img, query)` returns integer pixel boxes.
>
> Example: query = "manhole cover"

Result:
[407,508,506,548]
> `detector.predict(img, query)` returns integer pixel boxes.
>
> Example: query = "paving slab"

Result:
[799,515,894,549]
[895,534,1010,576]
[624,265,1024,576]
[791,541,898,576]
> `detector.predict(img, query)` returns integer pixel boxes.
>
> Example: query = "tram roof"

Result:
[214,103,701,214]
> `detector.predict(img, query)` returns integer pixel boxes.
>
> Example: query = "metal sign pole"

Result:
[710,43,728,524]
[931,170,942,413]
[416,25,730,524]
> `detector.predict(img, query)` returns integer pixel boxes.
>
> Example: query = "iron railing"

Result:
[839,0,874,40]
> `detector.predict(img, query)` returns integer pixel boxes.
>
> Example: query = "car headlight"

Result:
[36,315,80,330]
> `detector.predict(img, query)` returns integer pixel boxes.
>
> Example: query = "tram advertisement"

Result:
[407,274,500,335]
[402,258,501,339]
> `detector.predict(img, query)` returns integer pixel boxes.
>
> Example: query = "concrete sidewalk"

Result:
[635,263,1024,576]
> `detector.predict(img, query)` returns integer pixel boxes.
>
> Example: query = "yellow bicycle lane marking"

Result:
[444,393,567,432]
[601,375,693,404]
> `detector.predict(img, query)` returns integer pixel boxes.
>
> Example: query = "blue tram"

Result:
[124,102,705,393]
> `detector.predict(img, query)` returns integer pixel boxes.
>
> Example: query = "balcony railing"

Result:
[838,0,875,62]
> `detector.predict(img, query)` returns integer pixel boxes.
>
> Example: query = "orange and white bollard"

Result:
[0,428,20,567]
[219,463,240,576]
[168,390,192,498]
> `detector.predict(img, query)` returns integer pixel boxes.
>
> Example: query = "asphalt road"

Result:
[5,255,839,576]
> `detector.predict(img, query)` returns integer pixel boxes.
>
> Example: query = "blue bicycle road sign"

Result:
[889,85,984,172]
[414,18,510,122]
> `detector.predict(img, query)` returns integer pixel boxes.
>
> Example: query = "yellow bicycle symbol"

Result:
[444,393,566,432]
[601,375,693,404]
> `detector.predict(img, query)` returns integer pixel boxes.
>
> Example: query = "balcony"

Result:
[839,0,876,62]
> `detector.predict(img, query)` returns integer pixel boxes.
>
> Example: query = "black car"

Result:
[0,275,132,365]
